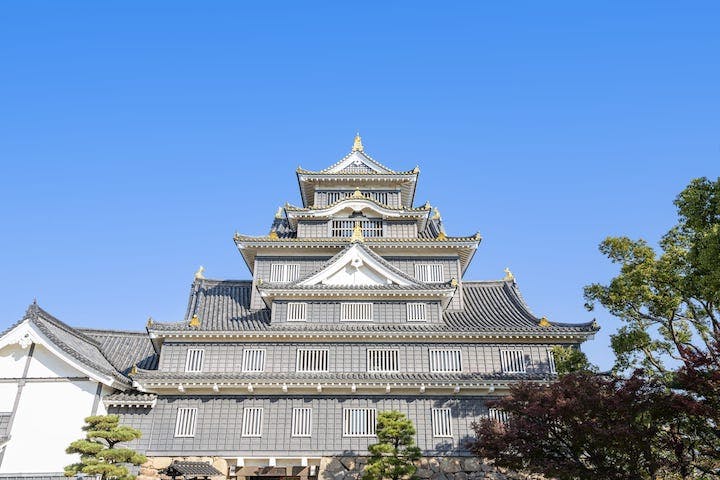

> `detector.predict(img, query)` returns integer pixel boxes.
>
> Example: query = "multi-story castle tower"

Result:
[105,136,597,477]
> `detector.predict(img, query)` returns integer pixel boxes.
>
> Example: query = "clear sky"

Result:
[1,2,718,370]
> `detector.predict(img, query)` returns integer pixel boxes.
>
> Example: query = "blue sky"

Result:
[0,2,718,370]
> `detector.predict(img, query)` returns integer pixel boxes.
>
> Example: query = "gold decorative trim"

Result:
[189,314,201,328]
[539,317,552,327]
[503,268,514,281]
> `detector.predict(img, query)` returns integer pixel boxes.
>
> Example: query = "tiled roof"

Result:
[3,303,132,386]
[79,329,158,374]
[150,278,596,334]
[103,392,158,407]
[162,461,223,477]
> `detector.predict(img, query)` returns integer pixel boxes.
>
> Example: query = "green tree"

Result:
[584,177,720,377]
[362,411,421,480]
[550,345,595,375]
[65,415,146,480]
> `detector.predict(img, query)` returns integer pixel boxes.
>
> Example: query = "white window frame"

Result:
[488,408,510,425]
[174,407,197,437]
[296,349,329,372]
[406,303,427,322]
[343,408,377,437]
[269,263,300,283]
[286,302,308,322]
[429,349,463,372]
[547,348,557,374]
[340,302,374,322]
[291,407,313,437]
[241,349,266,372]
[366,349,400,372]
[184,349,204,373]
[414,263,445,283]
[241,407,264,437]
[432,408,453,437]
[500,349,527,374]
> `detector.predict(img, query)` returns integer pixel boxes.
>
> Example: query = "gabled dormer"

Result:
[296,135,419,208]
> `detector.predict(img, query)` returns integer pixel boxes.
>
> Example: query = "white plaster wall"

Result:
[0,384,17,411]
[26,344,85,378]
[0,379,99,474]
[0,344,28,379]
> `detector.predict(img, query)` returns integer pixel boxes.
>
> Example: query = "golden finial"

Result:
[432,208,441,220]
[413,166,420,173]
[194,266,205,280]
[189,314,201,328]
[234,231,240,241]
[352,187,363,199]
[352,133,364,152]
[423,201,431,209]
[351,221,364,243]
[503,268,514,281]
[436,231,447,240]
[275,206,284,219]
[268,231,279,239]
[450,278,458,287]
[130,364,138,376]
[146,316,153,328]
[539,317,552,327]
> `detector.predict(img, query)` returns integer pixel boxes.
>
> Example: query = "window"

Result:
[488,408,510,425]
[296,349,329,372]
[325,191,350,204]
[547,348,557,374]
[406,303,427,322]
[242,349,266,372]
[291,408,312,437]
[429,349,462,372]
[184,349,204,372]
[341,302,373,322]
[343,408,376,437]
[287,302,308,322]
[414,264,445,283]
[500,350,526,373]
[270,263,299,283]
[331,220,384,238]
[242,407,264,437]
[432,408,453,437]
[367,349,399,372]
[174,408,197,437]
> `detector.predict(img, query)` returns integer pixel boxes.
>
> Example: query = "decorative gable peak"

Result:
[352,133,364,152]
[298,243,417,287]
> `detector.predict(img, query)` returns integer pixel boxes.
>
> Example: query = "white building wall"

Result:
[0,344,27,379]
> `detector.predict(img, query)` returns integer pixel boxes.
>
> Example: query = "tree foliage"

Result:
[363,411,421,480]
[469,372,695,480]
[65,415,146,480]
[550,345,595,375]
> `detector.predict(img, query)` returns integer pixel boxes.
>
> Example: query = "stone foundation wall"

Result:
[138,456,542,480]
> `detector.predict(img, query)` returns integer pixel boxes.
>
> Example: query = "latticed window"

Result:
[432,408,453,437]
[269,263,299,283]
[366,191,389,205]
[325,191,350,204]
[500,350,526,373]
[184,349,204,372]
[415,264,445,283]
[406,303,427,322]
[291,408,312,437]
[341,302,373,321]
[367,349,399,372]
[287,302,307,322]
[242,407,263,437]
[296,349,329,372]
[547,348,557,374]
[430,349,462,372]
[343,408,376,437]
[331,219,383,238]
[174,408,197,437]
[242,349,266,372]
[488,408,510,425]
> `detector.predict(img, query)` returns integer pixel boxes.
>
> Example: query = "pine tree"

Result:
[363,411,421,480]
[64,414,146,480]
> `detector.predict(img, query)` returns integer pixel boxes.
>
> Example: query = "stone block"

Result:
[340,456,356,471]
[441,458,463,473]
[212,457,229,475]
[463,458,482,472]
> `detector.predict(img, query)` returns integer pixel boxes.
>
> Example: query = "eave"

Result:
[296,170,419,208]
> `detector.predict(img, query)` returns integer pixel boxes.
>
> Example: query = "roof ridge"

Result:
[77,327,148,336]
[32,305,103,347]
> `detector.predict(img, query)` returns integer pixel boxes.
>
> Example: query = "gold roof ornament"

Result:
[352,133,364,152]
[268,231,279,239]
[130,364,138,376]
[352,187,364,198]
[234,231,240,241]
[146,316,153,328]
[432,208,441,220]
[194,266,205,280]
[189,314,201,328]
[436,231,447,240]
[539,317,552,327]
[503,267,514,282]
[450,277,458,287]
[275,206,284,219]
[351,221,365,243]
